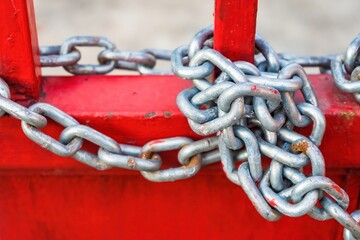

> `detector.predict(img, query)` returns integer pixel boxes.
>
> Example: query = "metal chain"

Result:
[39,31,360,105]
[2,25,360,239]
[273,34,360,103]
[40,36,173,75]
[172,26,359,238]
[331,34,360,102]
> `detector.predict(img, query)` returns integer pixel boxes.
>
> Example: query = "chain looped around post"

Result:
[1,25,360,239]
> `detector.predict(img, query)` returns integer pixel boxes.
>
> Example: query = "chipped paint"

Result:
[163,111,172,118]
[339,111,355,120]
[144,112,156,118]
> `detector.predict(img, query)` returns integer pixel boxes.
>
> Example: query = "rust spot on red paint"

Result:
[105,112,113,120]
[291,140,309,154]
[331,184,344,197]
[145,112,156,118]
[339,111,355,120]
[163,112,172,118]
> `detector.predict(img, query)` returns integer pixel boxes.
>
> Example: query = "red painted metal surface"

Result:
[0,0,359,239]
[214,0,258,63]
[0,74,358,239]
[1,75,359,169]
[0,169,357,240]
[0,0,41,102]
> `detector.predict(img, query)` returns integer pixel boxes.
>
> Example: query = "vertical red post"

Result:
[0,0,41,103]
[214,0,258,63]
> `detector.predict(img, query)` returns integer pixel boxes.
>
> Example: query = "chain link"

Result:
[40,36,173,75]
[2,25,360,239]
[331,34,360,102]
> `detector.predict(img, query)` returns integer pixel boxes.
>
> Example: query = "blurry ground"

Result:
[33,0,360,75]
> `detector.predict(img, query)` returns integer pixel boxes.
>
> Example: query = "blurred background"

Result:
[33,0,360,75]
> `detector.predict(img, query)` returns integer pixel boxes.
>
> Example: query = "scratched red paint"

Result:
[268,198,277,207]
[332,184,344,197]
[214,0,258,63]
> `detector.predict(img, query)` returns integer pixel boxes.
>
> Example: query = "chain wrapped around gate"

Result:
[0,25,359,239]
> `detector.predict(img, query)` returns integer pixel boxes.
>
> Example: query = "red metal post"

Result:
[214,0,258,63]
[0,0,41,103]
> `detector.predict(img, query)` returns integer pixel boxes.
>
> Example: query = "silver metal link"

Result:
[177,136,218,166]
[21,103,83,157]
[171,45,214,79]
[278,64,317,127]
[238,163,281,221]
[344,34,360,74]
[60,36,117,75]
[98,146,161,171]
[188,24,213,59]
[176,87,218,124]
[98,49,156,69]
[322,197,360,239]
[344,210,360,240]
[255,34,280,72]
[0,78,10,117]
[0,97,47,128]
[59,125,121,170]
[260,169,319,217]
[136,49,173,74]
[331,34,360,103]
[40,45,81,67]
[140,137,202,182]
[278,53,336,70]
[291,176,349,210]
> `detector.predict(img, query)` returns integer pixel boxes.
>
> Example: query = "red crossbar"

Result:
[0,74,359,170]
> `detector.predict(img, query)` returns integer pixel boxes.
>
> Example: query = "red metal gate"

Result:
[0,0,359,239]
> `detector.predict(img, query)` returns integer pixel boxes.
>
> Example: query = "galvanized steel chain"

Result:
[40,36,173,75]
[274,34,360,103]
[40,31,360,105]
[171,25,359,239]
[1,24,360,239]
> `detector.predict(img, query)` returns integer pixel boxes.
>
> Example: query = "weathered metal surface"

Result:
[0,0,359,239]
[0,169,357,240]
[214,0,258,62]
[0,74,359,169]
[0,0,41,102]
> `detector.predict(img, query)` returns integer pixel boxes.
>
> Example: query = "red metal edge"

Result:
[214,0,258,63]
[0,0,41,102]
[0,74,359,170]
